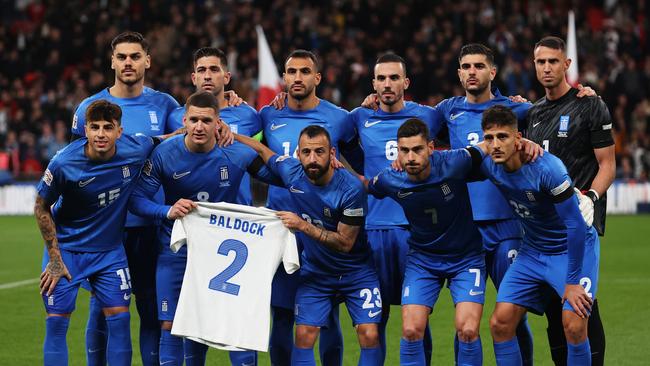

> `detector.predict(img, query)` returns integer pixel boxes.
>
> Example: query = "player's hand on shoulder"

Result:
[508,95,529,103]
[167,198,198,220]
[40,255,72,296]
[216,119,235,147]
[270,92,287,110]
[276,211,305,232]
[562,283,593,319]
[224,90,244,106]
[576,84,597,98]
[391,158,403,171]
[330,156,345,170]
[574,188,594,227]
[361,93,379,111]
[518,138,544,162]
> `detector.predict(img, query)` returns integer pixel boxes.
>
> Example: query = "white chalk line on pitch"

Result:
[0,278,39,290]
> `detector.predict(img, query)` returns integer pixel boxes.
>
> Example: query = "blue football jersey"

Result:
[436,92,531,221]
[267,154,370,275]
[368,149,482,257]
[72,87,181,227]
[260,99,355,212]
[350,101,443,229]
[37,134,155,252]
[479,153,593,254]
[170,104,263,205]
[129,136,275,255]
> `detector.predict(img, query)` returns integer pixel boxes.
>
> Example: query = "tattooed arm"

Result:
[34,195,71,296]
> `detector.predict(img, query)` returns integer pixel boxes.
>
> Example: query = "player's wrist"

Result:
[585,189,599,203]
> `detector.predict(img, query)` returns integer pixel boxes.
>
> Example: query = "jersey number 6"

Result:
[208,239,248,296]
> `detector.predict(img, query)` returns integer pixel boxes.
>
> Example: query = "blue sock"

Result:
[377,307,389,363]
[458,338,482,366]
[423,325,432,365]
[291,346,316,366]
[399,338,424,366]
[359,346,382,366]
[454,334,459,364]
[159,329,183,366]
[86,296,107,366]
[44,316,70,366]
[184,339,208,365]
[516,315,534,366]
[135,295,160,366]
[270,307,294,366]
[493,338,522,366]
[229,350,257,365]
[105,312,132,366]
[567,339,591,365]
[320,306,343,366]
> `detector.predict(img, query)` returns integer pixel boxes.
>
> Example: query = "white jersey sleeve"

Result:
[169,201,299,352]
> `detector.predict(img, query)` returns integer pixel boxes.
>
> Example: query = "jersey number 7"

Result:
[208,239,248,296]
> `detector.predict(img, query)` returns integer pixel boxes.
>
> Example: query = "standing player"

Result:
[479,105,599,365]
[35,100,163,366]
[365,119,486,365]
[169,47,260,206]
[235,126,382,366]
[71,31,180,366]
[129,91,279,366]
[525,36,614,366]
[350,53,440,363]
[260,50,360,366]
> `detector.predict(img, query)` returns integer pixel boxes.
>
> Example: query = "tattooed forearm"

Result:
[34,196,58,251]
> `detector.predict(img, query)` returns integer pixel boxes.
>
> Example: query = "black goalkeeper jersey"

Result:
[525,88,614,235]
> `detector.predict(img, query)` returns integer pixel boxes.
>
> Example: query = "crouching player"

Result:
[235,126,382,366]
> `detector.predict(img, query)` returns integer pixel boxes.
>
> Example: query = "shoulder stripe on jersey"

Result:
[550,180,571,196]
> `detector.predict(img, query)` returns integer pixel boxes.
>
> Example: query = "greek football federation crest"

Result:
[122,166,130,179]
[323,207,331,217]
[149,111,160,131]
[558,115,570,137]
[525,191,536,202]
[219,166,230,187]
[441,183,454,201]
[161,300,168,312]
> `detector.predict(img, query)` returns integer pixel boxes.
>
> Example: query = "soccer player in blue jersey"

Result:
[169,47,259,207]
[364,119,486,365]
[129,91,279,366]
[234,126,382,366]
[477,106,598,365]
[260,49,361,366]
[35,100,166,366]
[71,31,180,366]
[350,53,440,363]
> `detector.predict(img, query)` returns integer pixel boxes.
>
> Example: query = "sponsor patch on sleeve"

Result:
[343,208,364,217]
[43,169,53,186]
[550,179,571,196]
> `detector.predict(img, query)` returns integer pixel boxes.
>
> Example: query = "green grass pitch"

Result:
[1,215,648,365]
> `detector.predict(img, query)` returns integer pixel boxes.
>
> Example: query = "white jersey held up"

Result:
[170,202,300,352]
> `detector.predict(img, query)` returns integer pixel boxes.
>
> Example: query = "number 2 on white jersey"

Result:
[208,239,248,296]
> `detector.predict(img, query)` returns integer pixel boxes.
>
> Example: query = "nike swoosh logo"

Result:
[364,120,381,128]
[123,293,131,301]
[289,186,304,193]
[270,123,287,131]
[161,361,175,365]
[173,171,191,180]
[78,177,96,187]
[87,348,102,353]
[450,112,465,120]
[397,191,413,198]
[469,290,484,296]
[532,121,542,128]
[368,309,382,318]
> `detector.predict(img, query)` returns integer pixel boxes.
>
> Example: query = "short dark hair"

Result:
[481,105,518,130]
[376,53,407,75]
[86,100,122,125]
[111,31,150,53]
[299,125,331,146]
[285,49,320,72]
[397,118,430,140]
[185,91,219,114]
[534,36,566,53]
[458,43,495,65]
[193,47,228,69]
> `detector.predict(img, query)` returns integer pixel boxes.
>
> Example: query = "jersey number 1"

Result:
[208,239,248,296]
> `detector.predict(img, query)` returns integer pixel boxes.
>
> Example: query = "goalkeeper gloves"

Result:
[574,188,595,227]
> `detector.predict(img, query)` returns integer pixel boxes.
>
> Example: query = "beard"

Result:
[117,71,144,86]
[303,160,329,180]
[289,84,314,100]
[405,159,429,177]
[464,80,489,96]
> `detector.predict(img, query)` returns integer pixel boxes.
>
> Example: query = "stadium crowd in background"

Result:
[0,0,648,182]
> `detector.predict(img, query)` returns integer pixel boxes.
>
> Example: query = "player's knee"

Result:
[161,321,173,331]
[490,313,515,339]
[457,324,479,343]
[295,325,319,348]
[356,324,379,348]
[402,322,425,341]
[563,317,588,344]
[102,306,129,317]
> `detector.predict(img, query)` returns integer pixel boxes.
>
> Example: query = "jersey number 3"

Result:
[208,239,248,296]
